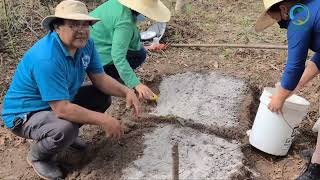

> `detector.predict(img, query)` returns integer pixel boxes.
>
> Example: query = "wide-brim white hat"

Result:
[118,0,171,22]
[255,0,284,32]
[42,0,100,30]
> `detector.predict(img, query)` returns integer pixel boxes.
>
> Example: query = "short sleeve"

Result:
[86,39,104,74]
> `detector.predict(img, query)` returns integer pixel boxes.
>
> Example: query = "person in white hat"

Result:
[256,0,320,179]
[1,0,140,179]
[89,0,171,100]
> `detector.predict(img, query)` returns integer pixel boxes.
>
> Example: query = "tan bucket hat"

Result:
[41,0,100,30]
[255,0,284,32]
[118,0,171,22]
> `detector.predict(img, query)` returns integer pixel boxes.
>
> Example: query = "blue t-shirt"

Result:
[281,0,320,90]
[1,31,104,128]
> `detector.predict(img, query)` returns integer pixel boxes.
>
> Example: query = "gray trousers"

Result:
[11,84,112,155]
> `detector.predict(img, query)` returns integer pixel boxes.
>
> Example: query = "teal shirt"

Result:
[1,32,103,128]
[90,0,141,88]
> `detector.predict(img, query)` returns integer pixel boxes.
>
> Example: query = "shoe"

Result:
[27,144,64,180]
[296,163,320,180]
[70,137,88,151]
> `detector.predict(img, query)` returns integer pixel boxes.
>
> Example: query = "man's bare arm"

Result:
[88,73,130,97]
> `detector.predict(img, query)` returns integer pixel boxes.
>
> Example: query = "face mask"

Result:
[278,19,289,29]
[135,14,145,22]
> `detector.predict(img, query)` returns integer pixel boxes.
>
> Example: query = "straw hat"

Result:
[41,0,100,30]
[255,0,284,32]
[118,0,171,22]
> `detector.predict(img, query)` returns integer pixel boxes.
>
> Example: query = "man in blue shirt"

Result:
[1,1,139,179]
[256,0,320,179]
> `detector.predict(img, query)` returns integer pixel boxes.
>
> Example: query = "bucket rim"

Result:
[262,87,310,108]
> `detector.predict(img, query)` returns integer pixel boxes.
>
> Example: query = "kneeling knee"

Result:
[52,121,79,146]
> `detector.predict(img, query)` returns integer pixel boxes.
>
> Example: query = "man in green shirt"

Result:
[90,0,171,100]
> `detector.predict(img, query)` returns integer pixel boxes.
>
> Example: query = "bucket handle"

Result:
[281,112,295,130]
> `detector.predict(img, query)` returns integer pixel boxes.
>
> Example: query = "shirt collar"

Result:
[51,31,71,57]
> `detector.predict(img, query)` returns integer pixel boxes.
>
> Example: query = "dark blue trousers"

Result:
[103,47,147,81]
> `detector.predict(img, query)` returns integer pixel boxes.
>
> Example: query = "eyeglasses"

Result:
[63,21,92,31]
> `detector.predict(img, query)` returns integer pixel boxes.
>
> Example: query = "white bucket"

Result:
[248,87,310,156]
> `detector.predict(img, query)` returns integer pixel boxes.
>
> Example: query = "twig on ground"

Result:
[170,43,288,50]
[269,64,280,71]
[172,143,179,180]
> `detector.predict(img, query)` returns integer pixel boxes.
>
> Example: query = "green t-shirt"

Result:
[90,0,141,88]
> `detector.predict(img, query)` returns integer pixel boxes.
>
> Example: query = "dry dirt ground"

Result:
[1,0,320,179]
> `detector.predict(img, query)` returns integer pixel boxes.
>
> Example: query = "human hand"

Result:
[134,83,155,100]
[125,89,140,117]
[268,94,285,114]
[101,115,123,140]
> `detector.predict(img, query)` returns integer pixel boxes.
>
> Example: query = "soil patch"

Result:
[153,72,252,139]
[121,125,248,180]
